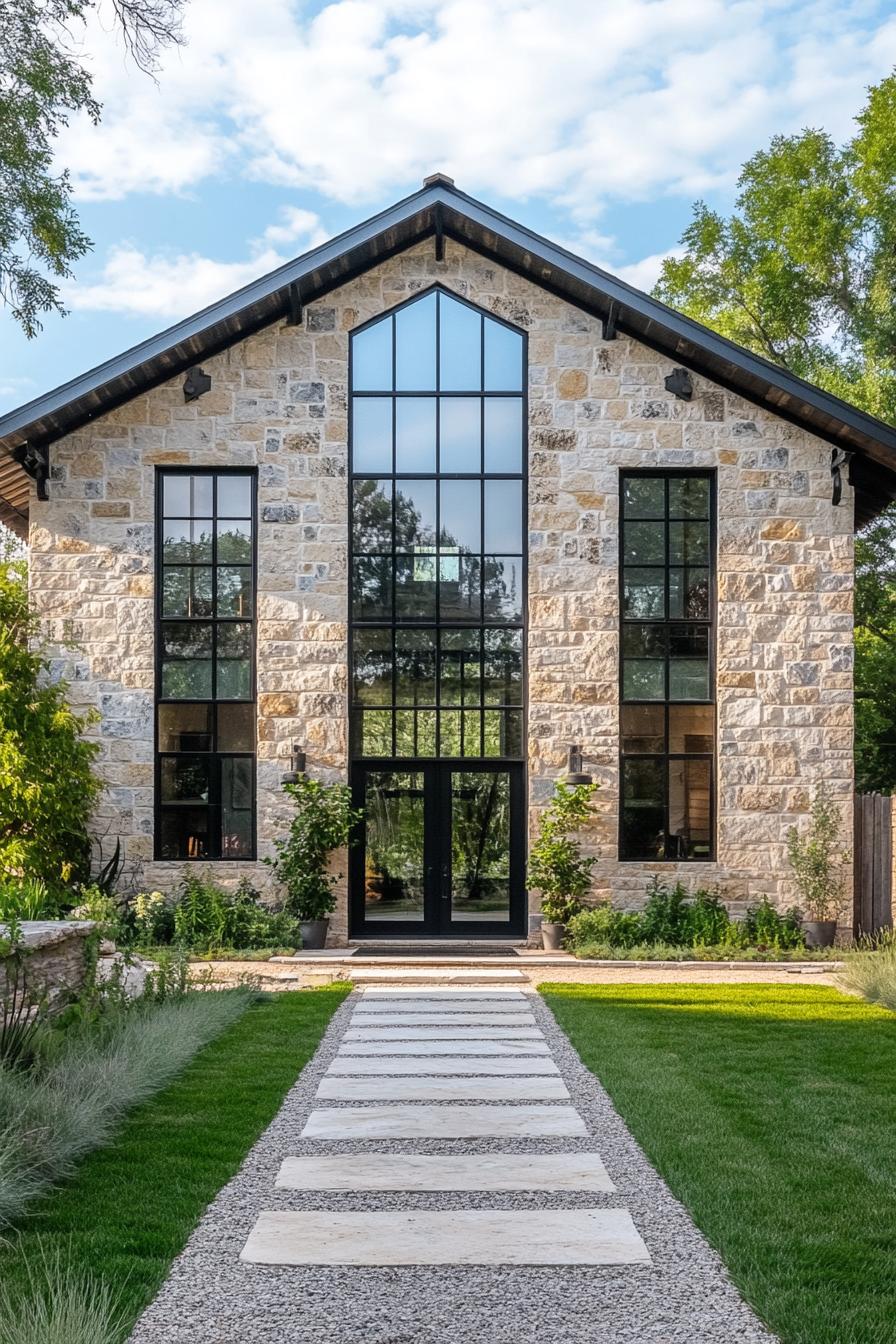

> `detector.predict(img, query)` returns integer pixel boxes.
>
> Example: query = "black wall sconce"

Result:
[564,744,593,786]
[664,367,693,401]
[183,366,212,403]
[282,743,307,785]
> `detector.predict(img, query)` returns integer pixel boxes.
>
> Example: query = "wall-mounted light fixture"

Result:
[664,367,693,401]
[282,743,307,785]
[183,367,212,403]
[563,744,593,786]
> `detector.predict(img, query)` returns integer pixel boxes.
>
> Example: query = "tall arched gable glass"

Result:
[350,287,526,761]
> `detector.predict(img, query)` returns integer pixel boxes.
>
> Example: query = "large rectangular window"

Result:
[619,472,714,861]
[155,470,256,860]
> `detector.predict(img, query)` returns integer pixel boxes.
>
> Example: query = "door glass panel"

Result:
[364,771,426,921]
[450,772,511,924]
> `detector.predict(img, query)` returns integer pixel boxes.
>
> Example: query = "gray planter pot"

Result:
[299,919,329,950]
[541,921,566,951]
[803,919,837,949]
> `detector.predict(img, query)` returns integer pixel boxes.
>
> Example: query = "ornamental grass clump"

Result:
[841,929,896,1011]
[0,1248,128,1344]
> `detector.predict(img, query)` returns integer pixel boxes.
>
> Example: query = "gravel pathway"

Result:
[129,988,777,1344]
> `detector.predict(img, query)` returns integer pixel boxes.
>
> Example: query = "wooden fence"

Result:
[853,792,894,939]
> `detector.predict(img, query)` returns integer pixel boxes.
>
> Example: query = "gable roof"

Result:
[1,173,895,535]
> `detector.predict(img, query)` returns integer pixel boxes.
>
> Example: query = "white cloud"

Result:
[613,248,687,294]
[53,0,896,222]
[260,206,331,248]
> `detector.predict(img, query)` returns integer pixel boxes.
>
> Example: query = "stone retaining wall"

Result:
[0,920,96,1002]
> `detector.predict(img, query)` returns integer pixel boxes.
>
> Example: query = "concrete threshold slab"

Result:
[275,1152,615,1192]
[336,1038,552,1056]
[300,1104,587,1140]
[327,1055,560,1075]
[241,1209,648,1265]
[316,1076,570,1102]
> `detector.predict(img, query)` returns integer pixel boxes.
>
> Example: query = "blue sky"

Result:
[3,0,896,415]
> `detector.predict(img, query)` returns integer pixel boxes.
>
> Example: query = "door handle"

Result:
[440,862,450,899]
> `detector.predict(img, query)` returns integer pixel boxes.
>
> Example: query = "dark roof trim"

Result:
[2,177,896,526]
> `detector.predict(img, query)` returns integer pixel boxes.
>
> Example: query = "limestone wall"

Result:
[28,238,854,936]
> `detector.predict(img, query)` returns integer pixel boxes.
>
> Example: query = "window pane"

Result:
[395,629,436,706]
[363,770,426,917]
[217,475,252,517]
[393,709,436,756]
[439,294,481,390]
[623,569,665,618]
[620,704,665,754]
[483,557,523,623]
[669,625,710,701]
[439,709,462,756]
[623,477,665,518]
[483,628,523,704]
[621,758,665,859]
[669,476,710,518]
[669,520,709,565]
[623,520,664,565]
[352,556,392,620]
[623,660,665,700]
[669,568,710,619]
[163,474,212,517]
[668,704,714,753]
[485,480,522,551]
[622,624,666,659]
[160,756,211,804]
[217,566,253,617]
[395,292,437,390]
[161,623,212,698]
[217,703,255,752]
[462,710,482,756]
[158,703,212,752]
[355,708,393,756]
[484,709,522,757]
[439,553,481,621]
[353,318,393,391]
[668,758,712,859]
[162,566,213,618]
[217,624,252,699]
[395,554,436,619]
[353,399,392,473]
[395,398,436,472]
[484,399,522,472]
[394,480,437,549]
[159,807,210,860]
[162,519,212,564]
[216,519,252,564]
[353,480,393,552]
[484,320,523,391]
[440,629,481,706]
[221,757,254,858]
[353,628,392,705]
[439,398,481,472]
[440,479,481,553]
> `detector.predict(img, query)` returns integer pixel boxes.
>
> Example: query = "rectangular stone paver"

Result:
[361,989,529,999]
[241,1209,650,1266]
[348,1014,537,1028]
[301,1104,587,1139]
[354,1000,532,1014]
[276,1152,615,1192]
[337,1038,552,1056]
[343,1028,544,1041]
[328,1055,560,1075]
[316,1075,570,1102]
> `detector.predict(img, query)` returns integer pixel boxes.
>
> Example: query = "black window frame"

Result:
[618,469,716,862]
[154,467,258,862]
[348,284,528,764]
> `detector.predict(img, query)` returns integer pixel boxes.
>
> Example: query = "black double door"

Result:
[350,761,526,937]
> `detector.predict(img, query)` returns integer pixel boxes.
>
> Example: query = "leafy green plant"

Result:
[567,903,645,949]
[741,896,804,950]
[0,547,101,891]
[786,785,850,922]
[67,887,125,943]
[172,873,223,949]
[266,777,362,922]
[639,878,693,944]
[527,781,599,924]
[130,891,174,947]
[0,879,58,922]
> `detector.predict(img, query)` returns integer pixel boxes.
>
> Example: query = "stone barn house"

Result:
[2,175,894,944]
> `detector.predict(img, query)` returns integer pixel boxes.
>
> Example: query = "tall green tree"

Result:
[0,0,186,337]
[655,71,896,791]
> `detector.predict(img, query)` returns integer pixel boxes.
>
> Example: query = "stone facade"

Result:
[27,238,854,938]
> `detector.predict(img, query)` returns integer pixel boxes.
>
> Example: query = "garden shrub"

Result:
[566,904,644,949]
[136,873,299,954]
[0,548,101,892]
[740,895,803,950]
[0,879,58,922]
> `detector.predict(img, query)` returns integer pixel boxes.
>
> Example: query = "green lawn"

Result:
[542,983,896,1344]
[0,987,348,1335]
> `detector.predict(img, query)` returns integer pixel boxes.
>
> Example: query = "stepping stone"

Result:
[337,1038,552,1056]
[316,1075,570,1102]
[241,1209,649,1266]
[300,1104,587,1139]
[360,989,529,999]
[342,1027,544,1041]
[276,1152,615,1192]
[327,1055,560,1075]
[346,1015,537,1028]
[354,999,531,1014]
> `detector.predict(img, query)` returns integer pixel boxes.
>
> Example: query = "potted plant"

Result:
[265,776,362,949]
[528,780,599,950]
[786,785,850,948]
